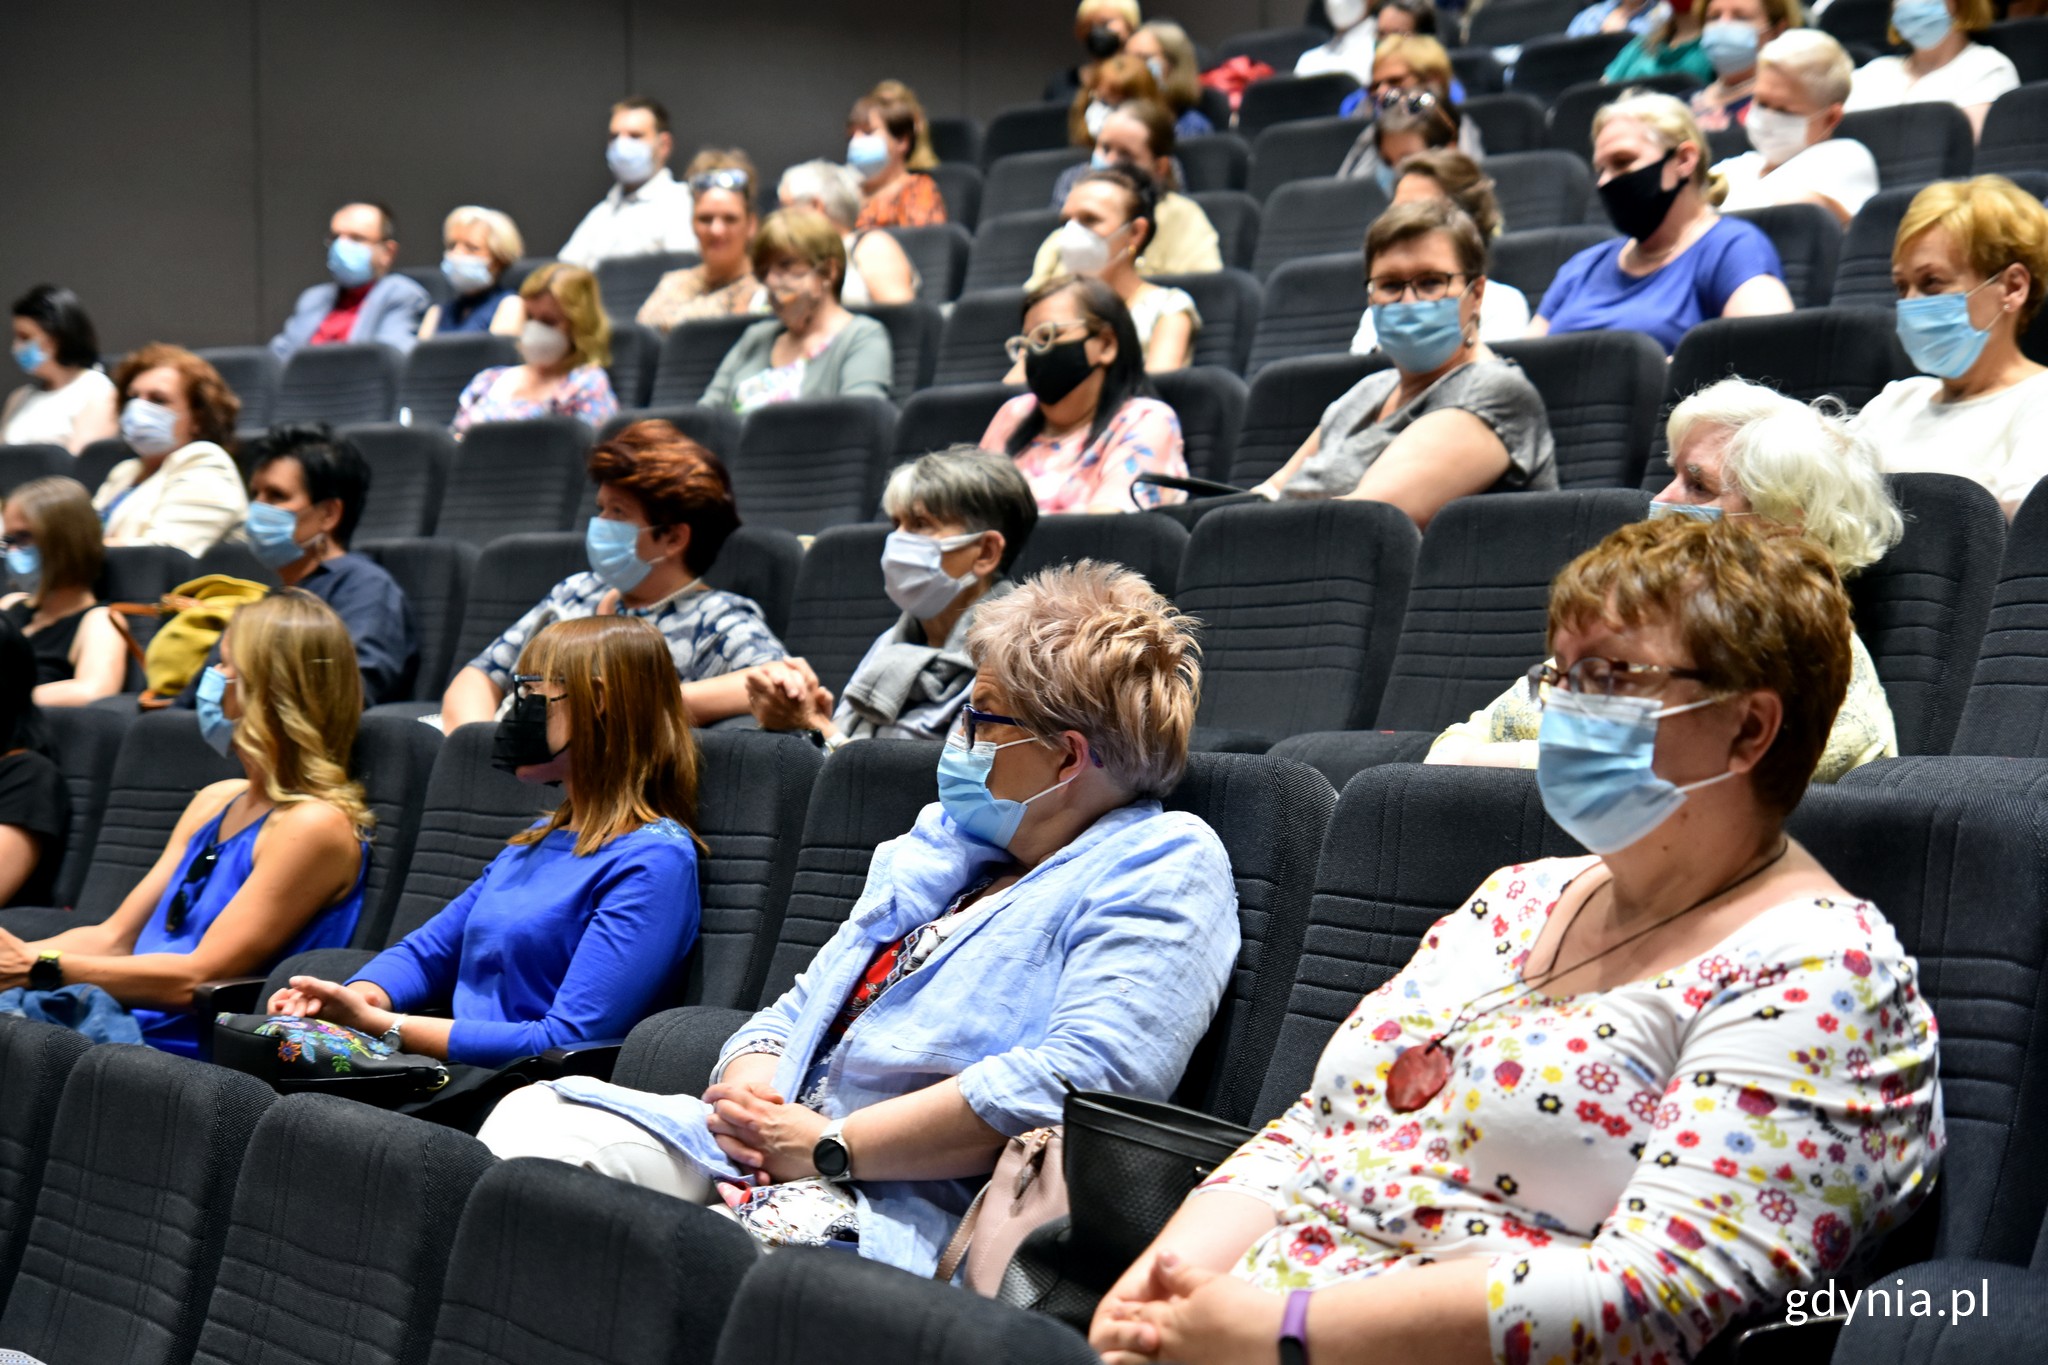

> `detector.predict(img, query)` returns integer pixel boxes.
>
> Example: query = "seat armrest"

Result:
[1133,472,1248,501]
[194,975,272,1061]
[526,1038,629,1082]
[1730,1317,1844,1364]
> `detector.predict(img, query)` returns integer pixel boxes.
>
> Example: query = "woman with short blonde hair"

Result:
[1843,0,2017,137]
[2,476,123,706]
[451,261,618,436]
[420,205,527,339]
[702,209,892,412]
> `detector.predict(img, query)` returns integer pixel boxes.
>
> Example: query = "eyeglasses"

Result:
[959,705,1031,748]
[511,674,569,707]
[324,233,388,248]
[1365,272,1470,304]
[690,169,751,195]
[1003,321,1092,362]
[1375,88,1443,116]
[164,842,225,936]
[1526,657,1712,703]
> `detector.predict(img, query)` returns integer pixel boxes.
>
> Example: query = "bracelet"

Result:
[1278,1288,1313,1365]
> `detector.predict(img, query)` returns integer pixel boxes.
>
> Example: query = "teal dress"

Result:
[1603,35,1716,86]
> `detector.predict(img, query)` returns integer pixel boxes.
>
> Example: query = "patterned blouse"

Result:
[1202,856,1943,1365]
[854,172,948,230]
[981,394,1189,515]
[451,364,618,436]
[636,266,766,332]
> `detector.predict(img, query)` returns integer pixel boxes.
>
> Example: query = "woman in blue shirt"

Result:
[418,205,526,340]
[0,591,371,1054]
[1533,91,1793,355]
[266,614,704,1074]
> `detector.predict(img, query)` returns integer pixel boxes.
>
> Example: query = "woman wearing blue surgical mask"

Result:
[450,263,618,437]
[848,94,949,230]
[1018,166,1198,374]
[1686,0,1799,132]
[3,285,117,453]
[1433,378,1903,774]
[1715,29,1877,227]
[1853,176,2048,519]
[94,344,247,558]
[418,206,526,341]
[1842,0,2018,137]
[748,447,1039,746]
[1255,200,1556,527]
[1,476,124,707]
[1353,152,1532,352]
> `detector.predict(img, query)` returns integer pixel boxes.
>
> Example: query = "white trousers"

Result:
[477,1082,719,1204]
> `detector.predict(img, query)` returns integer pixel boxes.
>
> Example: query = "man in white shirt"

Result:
[558,96,699,270]
[1295,0,1377,84]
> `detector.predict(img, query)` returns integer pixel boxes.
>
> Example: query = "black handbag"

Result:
[213,1012,450,1105]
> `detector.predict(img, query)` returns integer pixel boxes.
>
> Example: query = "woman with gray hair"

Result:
[778,159,919,306]
[748,445,1039,744]
[418,206,526,339]
[1428,376,1902,776]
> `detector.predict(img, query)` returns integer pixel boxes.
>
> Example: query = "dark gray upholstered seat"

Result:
[885,223,973,302]
[728,396,897,535]
[276,343,401,425]
[1192,190,1262,273]
[893,381,1018,458]
[1463,93,1548,155]
[705,524,804,641]
[934,290,1027,388]
[1837,103,1974,189]
[979,104,1072,167]
[0,445,72,496]
[1471,0,1601,46]
[595,250,699,318]
[926,163,984,232]
[1492,331,1665,489]
[1727,203,1843,310]
[1245,252,1367,378]
[1238,71,1358,138]
[781,522,895,699]
[1508,32,1630,103]
[195,346,282,432]
[0,1017,92,1320]
[606,319,660,410]
[37,704,132,909]
[981,147,1083,220]
[1976,82,2048,179]
[1485,150,1595,230]
[850,301,942,398]
[438,531,587,682]
[398,334,519,429]
[1148,365,1247,487]
[648,314,757,407]
[436,417,593,546]
[341,423,457,541]
[1229,352,1384,487]
[1015,511,1189,598]
[1488,225,1616,304]
[1250,177,1388,281]
[1247,116,1371,203]
[1947,482,2048,758]
[963,209,1063,295]
[597,402,742,458]
[1544,75,1694,161]
[1154,270,1263,375]
[357,537,477,700]
[1178,133,1250,193]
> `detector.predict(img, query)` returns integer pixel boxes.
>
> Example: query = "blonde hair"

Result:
[519,263,612,368]
[1665,379,1903,575]
[224,590,370,837]
[1374,34,1454,90]
[1075,0,1142,35]
[1895,175,2048,328]
[1073,52,1162,146]
[1592,91,1724,202]
[685,147,761,208]
[868,80,939,170]
[1134,20,1202,114]
[441,206,525,268]
[6,476,101,603]
[1891,0,1992,42]
[1759,29,1853,107]
[750,209,848,298]
[966,561,1200,797]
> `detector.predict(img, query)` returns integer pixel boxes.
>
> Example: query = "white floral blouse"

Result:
[1202,856,1943,1365]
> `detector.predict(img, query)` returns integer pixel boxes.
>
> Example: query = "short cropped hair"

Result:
[1759,29,1854,108]
[751,209,848,297]
[968,561,1199,797]
[613,95,671,134]
[5,476,101,601]
[10,285,100,368]
[520,263,612,368]
[1593,91,1713,188]
[1894,175,2048,327]
[779,160,865,230]
[1366,198,1488,277]
[249,422,373,550]
[587,421,740,576]
[1396,150,1504,238]
[342,201,397,242]
[881,445,1041,574]
[113,343,240,447]
[1548,517,1852,815]
[442,206,525,268]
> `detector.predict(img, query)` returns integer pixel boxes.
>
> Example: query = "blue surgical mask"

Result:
[244,501,306,568]
[608,135,657,185]
[1372,161,1398,196]
[327,237,376,289]
[6,544,39,593]
[936,735,1077,849]
[1647,501,1725,521]
[1145,56,1168,83]
[195,665,237,759]
[1371,297,1466,373]
[1891,0,1953,50]
[119,397,180,457]
[847,133,891,176]
[586,516,654,593]
[12,340,46,374]
[1537,689,1733,854]
[1895,280,1998,379]
[441,252,497,296]
[1698,21,1760,75]
[1090,148,1115,171]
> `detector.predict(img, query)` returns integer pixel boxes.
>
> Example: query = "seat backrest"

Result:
[276,343,402,426]
[598,403,742,459]
[783,523,896,698]
[425,1158,755,1365]
[981,147,1084,221]
[341,422,456,541]
[1216,23,1327,69]
[1231,352,1384,486]
[1849,472,2005,756]
[1981,17,2048,83]
[436,417,592,546]
[1544,75,1694,159]
[99,543,199,604]
[894,381,1018,456]
[1238,71,1360,138]
[0,444,75,496]
[73,437,129,498]
[1181,500,1422,742]
[886,222,974,303]
[929,117,983,166]
[963,208,1063,295]
[1667,308,1917,412]
[0,1017,91,1319]
[1516,33,1636,104]
[1374,488,1651,729]
[397,334,518,429]
[1976,83,2048,179]
[448,532,587,675]
[1484,150,1595,230]
[1450,45,1508,95]
[1837,103,1975,189]
[1153,269,1263,377]
[605,318,661,410]
[849,301,942,397]
[195,346,283,432]
[357,537,477,700]
[1492,330,1666,489]
[1250,177,1388,280]
[198,538,282,590]
[1178,132,1251,193]
[730,396,897,536]
[348,709,446,947]
[1728,203,1843,310]
[1014,511,1191,598]
[925,162,984,232]
[1952,480,2048,758]
[1463,92,1549,155]
[0,1046,274,1365]
[1470,0,1600,46]
[1818,0,1897,52]
[935,290,1028,387]
[1247,116,1371,203]
[979,103,1075,167]
[1832,184,1921,308]
[191,1095,492,1365]
[595,250,700,318]
[1487,225,1618,310]
[649,314,758,406]
[72,708,241,922]
[703,525,804,640]
[1148,365,1248,488]
[38,705,131,909]
[690,730,826,1009]
[1246,252,1368,378]
[1190,189,1263,273]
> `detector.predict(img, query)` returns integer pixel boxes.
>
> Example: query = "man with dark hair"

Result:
[270,201,430,360]
[559,95,699,268]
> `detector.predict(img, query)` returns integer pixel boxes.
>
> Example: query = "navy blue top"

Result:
[1537,216,1784,356]
[353,819,702,1067]
[171,552,417,709]
[437,286,515,335]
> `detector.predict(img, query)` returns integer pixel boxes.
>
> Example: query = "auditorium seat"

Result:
[1727,202,1843,309]
[1832,174,2048,312]
[1191,190,1262,273]
[1178,132,1251,194]
[275,343,401,426]
[0,1017,91,1320]
[981,147,1083,221]
[0,444,74,495]
[199,538,282,590]
[36,704,131,909]
[926,162,984,232]
[893,381,1017,457]
[1216,24,1326,71]
[850,300,942,397]
[704,524,805,640]
[1470,0,1597,45]
[648,313,757,406]
[962,208,1063,295]
[595,250,699,318]
[356,537,476,702]
[1238,72,1359,138]
[435,417,592,546]
[928,116,982,167]
[1837,103,1975,189]
[1154,269,1263,375]
[933,290,1025,387]
[73,436,129,498]
[597,403,742,459]
[1247,116,1371,203]
[1014,511,1191,597]
[1817,0,1897,55]
[1545,75,1697,161]
[1246,252,1369,377]
[1250,177,1388,280]
[605,318,660,409]
[1509,33,1633,105]
[1974,81,2048,180]
[781,522,896,696]
[398,333,518,429]
[196,346,282,436]
[885,222,973,303]
[100,543,198,605]
[729,396,896,535]
[1487,225,1616,304]
[1492,330,1666,488]
[1149,365,1247,487]
[979,104,1073,167]
[1485,150,1595,230]
[1449,46,1508,95]
[1462,93,1549,155]
[1945,482,2048,759]
[341,423,455,541]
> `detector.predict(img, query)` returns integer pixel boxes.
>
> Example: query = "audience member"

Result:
[268,202,430,361]
[1295,0,1379,84]
[1568,0,1663,36]
[451,264,618,436]
[700,210,893,413]
[1603,0,1714,86]
[1688,0,1802,130]
[1123,21,1214,138]
[637,151,770,330]
[1259,201,1556,524]
[1533,93,1792,355]
[438,421,787,730]
[747,447,1039,745]
[267,616,705,1126]
[0,591,370,1054]
[96,345,248,556]
[1843,0,2018,137]
[1355,151,1531,351]
[419,207,526,340]
[0,619,63,907]
[1716,30,1877,224]
[1046,0,1142,104]
[1370,0,1441,38]
[1025,166,1197,373]
[2,477,123,707]
[1094,517,1941,1365]
[778,160,919,308]
[866,80,942,171]
[1338,37,1486,181]
[982,277,1189,513]
[1855,175,2048,518]
[558,96,698,269]
[1348,94,1463,196]
[1028,101,1222,288]
[849,92,949,230]
[4,286,116,452]
[1432,379,1902,772]
[479,560,1240,1276]
[1070,53,1163,151]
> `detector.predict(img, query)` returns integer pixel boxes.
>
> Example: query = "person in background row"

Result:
[1533,92,1791,355]
[1358,96,1462,197]
[3,286,116,453]
[1260,200,1556,526]
[1338,37,1486,183]
[1568,0,1664,37]
[849,92,949,230]
[1717,30,1877,225]
[419,206,526,340]
[0,592,369,1054]
[748,447,1040,745]
[700,211,893,414]
[867,80,942,171]
[1855,175,2048,518]
[1603,0,1715,87]
[1024,166,1198,373]
[1295,0,1379,86]
[1045,0,1142,104]
[1843,0,2018,137]
[96,344,248,557]
[1370,0,1440,39]
[269,202,430,361]
[451,264,617,436]
[439,421,788,730]
[1355,151,1530,352]
[1123,21,1214,139]
[1,477,123,707]
[1069,53,1162,152]
[559,96,698,270]
[982,276,1189,514]
[0,619,65,907]
[1029,100,1222,288]
[778,161,919,308]
[638,151,770,330]
[1688,0,1802,130]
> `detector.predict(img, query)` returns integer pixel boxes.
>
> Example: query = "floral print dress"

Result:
[981,395,1189,514]
[1202,856,1943,1365]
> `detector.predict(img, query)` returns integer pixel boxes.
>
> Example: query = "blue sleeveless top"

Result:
[131,798,368,1055]
[439,286,515,334]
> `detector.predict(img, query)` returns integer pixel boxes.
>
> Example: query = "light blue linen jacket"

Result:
[552,797,1240,1275]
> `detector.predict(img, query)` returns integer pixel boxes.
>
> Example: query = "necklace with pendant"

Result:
[1384,840,1791,1114]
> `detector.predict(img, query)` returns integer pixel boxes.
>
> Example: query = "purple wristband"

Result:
[1279,1288,1313,1365]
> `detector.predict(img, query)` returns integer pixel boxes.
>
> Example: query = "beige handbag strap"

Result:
[933,1182,993,1282]
[932,1126,1058,1283]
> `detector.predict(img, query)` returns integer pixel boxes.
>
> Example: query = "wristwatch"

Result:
[812,1119,853,1183]
[28,950,62,992]
[1278,1288,1313,1365]
[377,1016,407,1052]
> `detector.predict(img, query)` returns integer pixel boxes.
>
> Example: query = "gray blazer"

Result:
[700,314,893,411]
[269,273,432,360]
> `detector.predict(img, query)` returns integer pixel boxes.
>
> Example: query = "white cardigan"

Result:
[92,441,248,559]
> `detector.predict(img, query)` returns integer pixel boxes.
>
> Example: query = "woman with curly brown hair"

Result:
[94,343,247,556]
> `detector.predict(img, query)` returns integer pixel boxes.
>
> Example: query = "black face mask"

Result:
[1085,22,1123,58]
[1025,337,1098,406]
[1597,150,1684,242]
[491,687,563,781]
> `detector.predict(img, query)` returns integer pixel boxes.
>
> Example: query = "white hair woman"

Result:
[777,160,918,307]
[1717,31,1878,225]
[1430,377,1903,774]
[420,206,527,339]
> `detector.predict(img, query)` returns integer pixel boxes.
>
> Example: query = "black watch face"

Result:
[814,1137,849,1179]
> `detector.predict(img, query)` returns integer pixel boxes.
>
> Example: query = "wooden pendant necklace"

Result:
[1384,841,1791,1113]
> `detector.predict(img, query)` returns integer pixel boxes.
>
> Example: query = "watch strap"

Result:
[1278,1288,1313,1365]
[815,1118,851,1181]
[29,950,62,992]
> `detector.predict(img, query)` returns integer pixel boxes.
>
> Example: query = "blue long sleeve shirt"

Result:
[354,819,701,1067]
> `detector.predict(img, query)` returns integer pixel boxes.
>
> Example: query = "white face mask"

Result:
[1744,104,1815,166]
[1056,219,1125,277]
[519,320,571,367]
[1083,100,1113,139]
[1326,0,1370,29]
[882,529,985,619]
